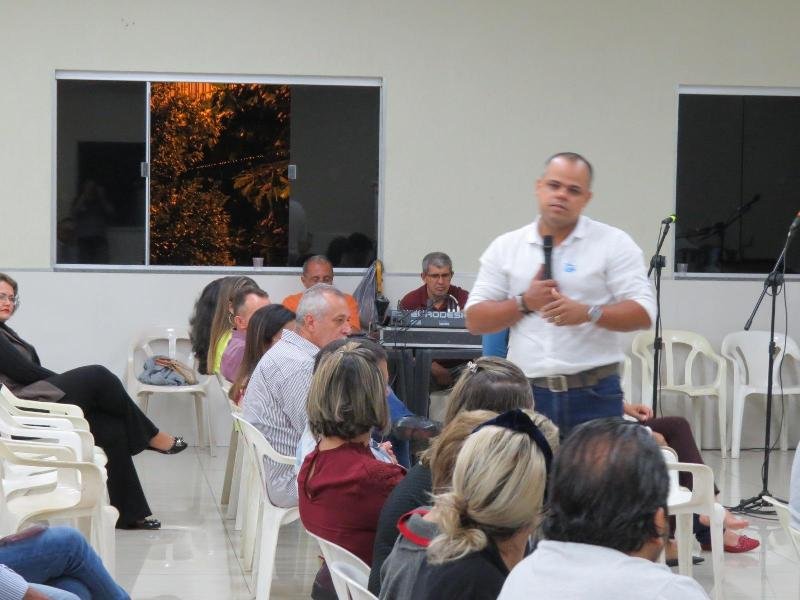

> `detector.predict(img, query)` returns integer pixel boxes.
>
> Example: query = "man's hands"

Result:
[520,266,558,313]
[540,288,590,326]
[523,267,589,326]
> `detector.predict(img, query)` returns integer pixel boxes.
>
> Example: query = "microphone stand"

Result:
[733,231,794,513]
[648,221,672,415]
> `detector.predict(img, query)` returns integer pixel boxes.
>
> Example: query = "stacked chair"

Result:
[0,384,117,575]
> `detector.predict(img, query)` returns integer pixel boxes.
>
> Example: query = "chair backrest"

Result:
[763,495,800,560]
[126,327,200,389]
[307,531,370,600]
[329,561,377,600]
[632,329,723,390]
[721,330,800,387]
[232,415,294,505]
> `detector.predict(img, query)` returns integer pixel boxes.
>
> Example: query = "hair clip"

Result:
[466,361,478,374]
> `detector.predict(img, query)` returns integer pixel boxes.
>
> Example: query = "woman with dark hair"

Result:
[0,273,185,530]
[189,278,224,375]
[229,304,295,404]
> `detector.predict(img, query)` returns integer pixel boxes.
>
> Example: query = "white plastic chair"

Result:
[126,327,214,455]
[661,447,724,600]
[632,330,728,457]
[0,438,116,573]
[233,415,300,600]
[721,330,800,459]
[307,531,370,600]
[0,386,106,467]
[329,561,378,600]
[217,373,242,517]
[763,496,800,560]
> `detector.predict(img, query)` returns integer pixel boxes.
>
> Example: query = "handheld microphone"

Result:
[661,214,677,225]
[542,235,553,280]
[788,211,800,238]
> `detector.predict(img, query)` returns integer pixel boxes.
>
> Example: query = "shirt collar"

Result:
[281,328,319,356]
[526,215,590,246]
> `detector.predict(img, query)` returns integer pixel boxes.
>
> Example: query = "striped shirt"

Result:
[0,564,28,600]
[242,328,318,507]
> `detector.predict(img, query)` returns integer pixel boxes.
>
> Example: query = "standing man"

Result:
[465,152,655,435]
[282,255,361,331]
[399,252,469,311]
[220,287,271,382]
[242,284,352,507]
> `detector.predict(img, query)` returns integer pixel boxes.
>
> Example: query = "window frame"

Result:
[674,84,800,281]
[52,70,385,273]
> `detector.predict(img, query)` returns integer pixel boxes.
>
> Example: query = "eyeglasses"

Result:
[0,293,20,308]
[424,272,453,280]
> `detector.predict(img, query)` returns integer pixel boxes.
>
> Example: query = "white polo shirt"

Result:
[498,541,709,600]
[465,216,656,378]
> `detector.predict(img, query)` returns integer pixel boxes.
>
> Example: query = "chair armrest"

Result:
[9,397,84,418]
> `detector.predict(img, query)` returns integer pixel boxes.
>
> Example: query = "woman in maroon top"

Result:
[298,341,406,566]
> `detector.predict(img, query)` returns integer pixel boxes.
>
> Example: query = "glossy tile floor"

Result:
[117,445,799,599]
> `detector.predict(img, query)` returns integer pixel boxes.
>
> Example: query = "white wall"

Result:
[2,1,800,447]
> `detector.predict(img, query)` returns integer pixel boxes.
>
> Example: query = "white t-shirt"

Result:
[466,216,656,378]
[499,541,709,600]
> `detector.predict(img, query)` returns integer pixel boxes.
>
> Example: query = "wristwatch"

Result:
[515,294,534,315]
[587,305,603,324]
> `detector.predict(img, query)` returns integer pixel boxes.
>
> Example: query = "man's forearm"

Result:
[596,300,651,332]
[465,300,523,334]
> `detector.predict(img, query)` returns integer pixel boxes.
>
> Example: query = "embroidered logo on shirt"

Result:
[564,262,576,273]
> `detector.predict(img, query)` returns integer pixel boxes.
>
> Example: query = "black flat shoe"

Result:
[148,436,188,455]
[666,555,704,567]
[117,517,161,530]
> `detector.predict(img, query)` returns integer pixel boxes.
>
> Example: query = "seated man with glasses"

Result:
[399,252,469,312]
[399,252,471,388]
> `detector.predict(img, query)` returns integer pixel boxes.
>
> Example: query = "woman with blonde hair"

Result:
[368,356,541,595]
[411,409,555,600]
[206,276,258,374]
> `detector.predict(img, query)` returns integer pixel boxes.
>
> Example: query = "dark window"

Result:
[56,77,381,268]
[676,92,800,274]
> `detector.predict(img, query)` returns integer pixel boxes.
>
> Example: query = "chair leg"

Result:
[226,434,244,520]
[675,512,693,577]
[194,393,205,451]
[221,424,238,506]
[241,469,261,571]
[254,508,285,600]
[204,393,215,457]
[731,391,745,459]
[717,391,727,459]
[140,393,149,415]
[710,504,725,600]
[779,397,788,452]
[692,399,703,452]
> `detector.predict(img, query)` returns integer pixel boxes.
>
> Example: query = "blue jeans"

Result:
[532,374,624,438]
[0,526,129,600]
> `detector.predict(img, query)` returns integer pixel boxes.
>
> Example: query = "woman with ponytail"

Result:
[408,409,557,600]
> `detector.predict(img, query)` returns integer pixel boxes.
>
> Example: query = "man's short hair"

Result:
[544,152,594,186]
[302,254,333,275]
[541,418,669,554]
[421,252,453,274]
[231,286,269,316]
[296,283,345,324]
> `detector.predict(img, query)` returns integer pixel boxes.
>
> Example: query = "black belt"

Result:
[530,363,619,393]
